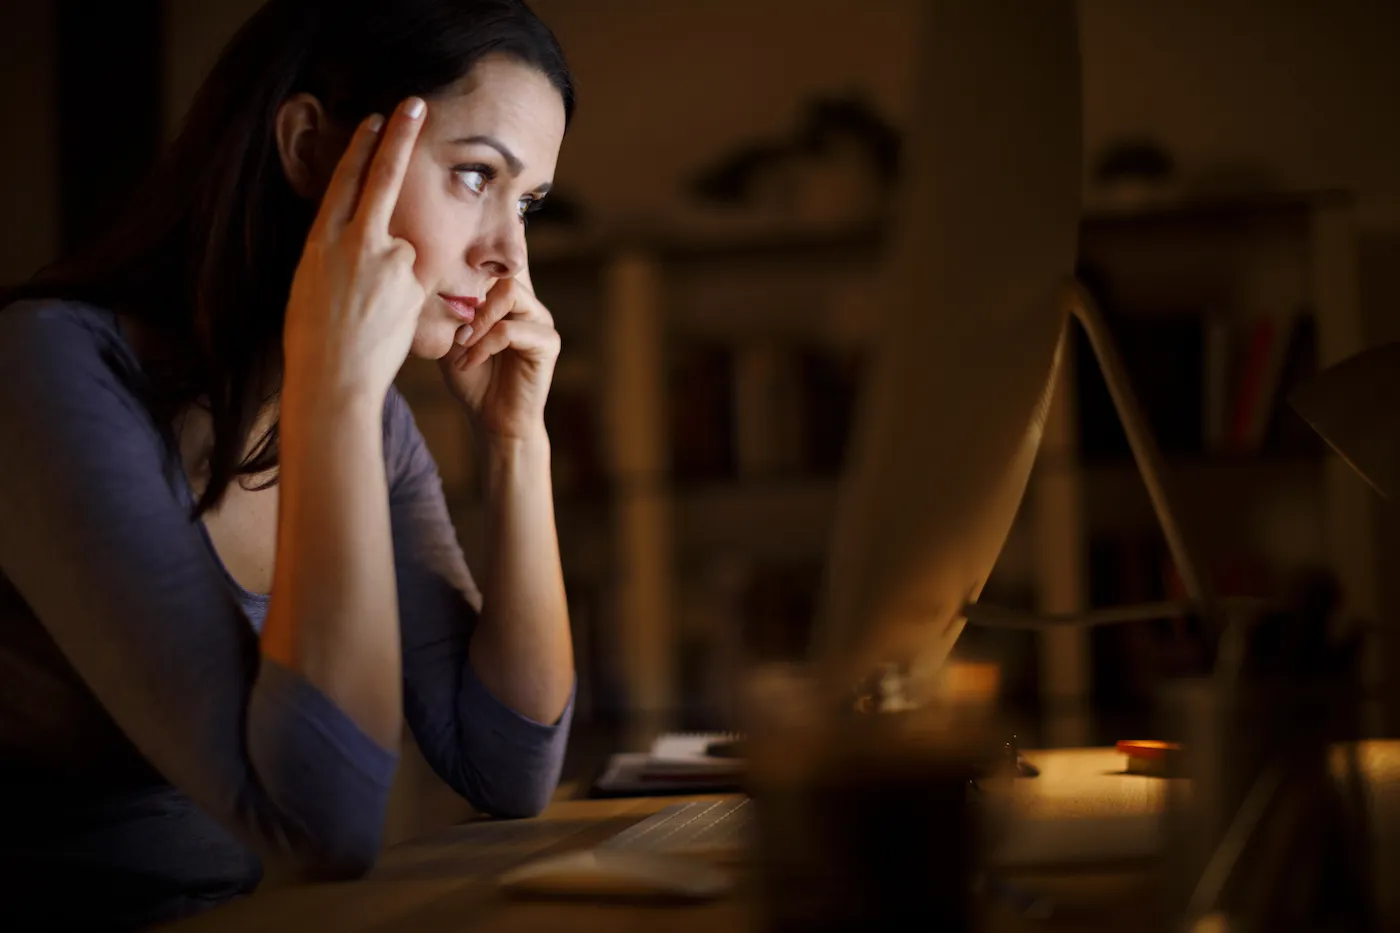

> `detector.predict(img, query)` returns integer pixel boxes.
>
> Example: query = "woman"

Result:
[0,0,575,927]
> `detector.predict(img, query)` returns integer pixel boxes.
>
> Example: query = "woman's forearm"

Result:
[262,391,403,748]
[470,427,574,725]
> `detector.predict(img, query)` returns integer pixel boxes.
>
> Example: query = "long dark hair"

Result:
[3,0,573,516]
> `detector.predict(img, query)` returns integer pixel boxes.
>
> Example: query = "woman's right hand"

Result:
[282,98,427,415]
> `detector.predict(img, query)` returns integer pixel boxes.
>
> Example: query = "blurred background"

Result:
[3,0,1399,837]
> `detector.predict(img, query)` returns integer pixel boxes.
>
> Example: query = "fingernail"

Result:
[366,114,385,133]
[455,325,473,346]
[404,98,425,120]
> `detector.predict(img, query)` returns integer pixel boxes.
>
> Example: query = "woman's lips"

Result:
[441,295,479,324]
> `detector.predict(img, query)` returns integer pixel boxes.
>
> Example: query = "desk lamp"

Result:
[1291,340,1400,502]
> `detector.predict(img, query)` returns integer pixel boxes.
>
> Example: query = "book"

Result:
[591,732,747,798]
[1228,315,1299,454]
[643,732,747,778]
[1079,310,1311,460]
[592,753,745,797]
[1202,316,1232,454]
[670,342,736,481]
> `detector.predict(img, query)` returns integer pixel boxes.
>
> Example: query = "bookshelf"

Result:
[1053,191,1380,737]
[396,190,1379,736]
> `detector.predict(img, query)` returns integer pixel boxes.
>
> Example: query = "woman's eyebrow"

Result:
[448,135,523,175]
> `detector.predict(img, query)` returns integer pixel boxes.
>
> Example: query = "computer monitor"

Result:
[810,0,1083,700]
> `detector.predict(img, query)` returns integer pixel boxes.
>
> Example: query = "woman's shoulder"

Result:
[0,298,148,410]
[0,298,133,365]
[2,296,122,334]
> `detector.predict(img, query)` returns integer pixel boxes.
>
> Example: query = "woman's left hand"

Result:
[440,270,560,441]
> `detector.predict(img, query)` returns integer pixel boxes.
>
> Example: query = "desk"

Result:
[166,744,1400,932]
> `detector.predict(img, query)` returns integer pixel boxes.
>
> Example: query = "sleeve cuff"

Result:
[251,657,400,793]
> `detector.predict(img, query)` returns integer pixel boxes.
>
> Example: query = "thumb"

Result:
[439,344,472,383]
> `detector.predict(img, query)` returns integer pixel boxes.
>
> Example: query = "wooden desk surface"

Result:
[165,743,1400,933]
[167,795,752,933]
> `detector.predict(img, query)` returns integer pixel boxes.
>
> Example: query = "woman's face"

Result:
[389,55,566,359]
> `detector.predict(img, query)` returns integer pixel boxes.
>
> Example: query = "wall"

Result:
[0,0,58,284]
[163,0,263,137]
[161,1,1400,236]
[1079,0,1400,230]
[535,0,1400,232]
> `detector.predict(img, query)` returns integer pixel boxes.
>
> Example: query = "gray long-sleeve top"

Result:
[0,300,573,928]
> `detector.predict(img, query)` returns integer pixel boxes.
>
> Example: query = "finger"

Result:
[509,284,554,327]
[387,239,419,283]
[461,280,520,349]
[313,113,386,237]
[457,320,560,370]
[441,340,469,370]
[354,97,427,239]
[463,280,552,348]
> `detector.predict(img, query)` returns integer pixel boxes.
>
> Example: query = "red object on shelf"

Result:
[1229,316,1277,453]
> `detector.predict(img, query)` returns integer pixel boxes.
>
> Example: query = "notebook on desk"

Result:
[591,732,747,797]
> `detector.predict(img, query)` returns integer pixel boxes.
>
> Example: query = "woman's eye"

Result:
[455,168,488,195]
[517,197,537,222]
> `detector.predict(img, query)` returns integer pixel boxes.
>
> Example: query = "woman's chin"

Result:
[409,322,460,361]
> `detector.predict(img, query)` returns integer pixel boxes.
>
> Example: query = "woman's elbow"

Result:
[495,788,552,820]
[296,832,382,882]
[470,774,557,819]
[263,801,386,882]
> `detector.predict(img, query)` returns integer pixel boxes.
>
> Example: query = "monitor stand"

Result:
[960,279,1239,665]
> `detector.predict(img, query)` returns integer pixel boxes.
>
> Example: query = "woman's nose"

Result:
[471,215,526,279]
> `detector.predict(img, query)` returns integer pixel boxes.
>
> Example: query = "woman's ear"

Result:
[274,93,337,198]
